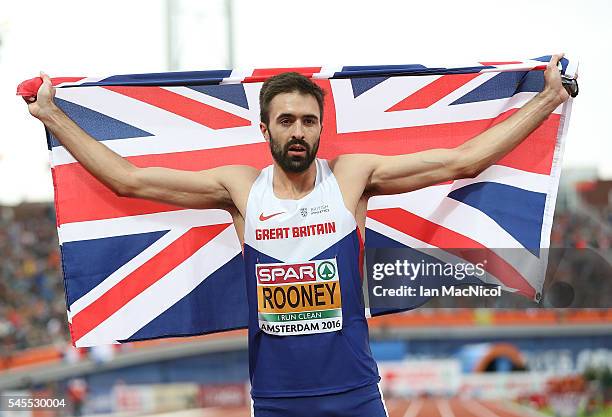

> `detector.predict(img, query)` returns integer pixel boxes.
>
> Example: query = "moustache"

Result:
[284,139,310,153]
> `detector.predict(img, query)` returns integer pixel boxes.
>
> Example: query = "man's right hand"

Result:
[26,72,57,121]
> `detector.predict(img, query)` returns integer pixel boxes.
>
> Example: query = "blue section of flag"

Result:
[45,129,55,151]
[125,254,248,341]
[448,182,545,255]
[188,84,249,109]
[78,70,233,87]
[342,65,428,72]
[334,64,492,79]
[337,65,428,79]
[62,230,169,306]
[51,98,153,147]
[451,71,544,105]
[351,77,389,98]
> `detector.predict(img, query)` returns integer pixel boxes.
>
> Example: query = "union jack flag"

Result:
[17,56,576,347]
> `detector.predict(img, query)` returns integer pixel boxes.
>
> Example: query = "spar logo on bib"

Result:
[256,258,342,336]
[318,261,336,280]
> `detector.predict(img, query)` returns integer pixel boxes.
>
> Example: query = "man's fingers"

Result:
[39,71,52,86]
[36,71,57,103]
[550,53,565,68]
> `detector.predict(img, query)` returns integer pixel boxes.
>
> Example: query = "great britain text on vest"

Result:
[255,221,336,241]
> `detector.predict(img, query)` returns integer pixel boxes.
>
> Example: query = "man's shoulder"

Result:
[328,154,377,178]
[216,164,261,178]
[213,165,262,216]
[212,164,261,191]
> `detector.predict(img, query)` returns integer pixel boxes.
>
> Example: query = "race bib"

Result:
[256,258,343,336]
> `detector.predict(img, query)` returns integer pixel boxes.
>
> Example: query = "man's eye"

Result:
[280,119,291,125]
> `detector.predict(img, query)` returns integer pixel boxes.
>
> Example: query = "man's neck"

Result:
[272,159,317,199]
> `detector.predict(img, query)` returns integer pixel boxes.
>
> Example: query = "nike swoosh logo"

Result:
[259,211,285,221]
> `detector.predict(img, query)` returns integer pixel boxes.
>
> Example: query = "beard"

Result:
[268,133,320,173]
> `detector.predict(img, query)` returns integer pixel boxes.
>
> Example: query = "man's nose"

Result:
[291,121,305,139]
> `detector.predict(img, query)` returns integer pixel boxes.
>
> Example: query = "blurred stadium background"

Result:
[1,2,611,417]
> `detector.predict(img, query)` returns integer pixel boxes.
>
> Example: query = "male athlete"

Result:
[26,54,570,416]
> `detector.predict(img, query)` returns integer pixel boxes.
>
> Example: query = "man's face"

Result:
[260,92,322,173]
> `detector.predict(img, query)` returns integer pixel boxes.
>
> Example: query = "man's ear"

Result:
[260,122,270,141]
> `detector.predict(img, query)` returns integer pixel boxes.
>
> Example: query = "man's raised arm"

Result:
[26,73,256,210]
[354,53,571,197]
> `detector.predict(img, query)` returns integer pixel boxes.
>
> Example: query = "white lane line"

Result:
[462,399,502,417]
[494,400,551,417]
[437,399,456,417]
[402,399,424,417]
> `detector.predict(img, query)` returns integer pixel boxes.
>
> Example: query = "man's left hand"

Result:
[543,53,571,105]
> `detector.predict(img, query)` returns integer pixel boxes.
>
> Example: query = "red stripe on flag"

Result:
[367,208,537,299]
[104,86,252,129]
[386,73,481,111]
[54,142,273,225]
[70,223,232,343]
[243,67,322,83]
[54,109,559,225]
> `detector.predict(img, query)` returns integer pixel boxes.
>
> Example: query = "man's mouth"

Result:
[287,144,307,156]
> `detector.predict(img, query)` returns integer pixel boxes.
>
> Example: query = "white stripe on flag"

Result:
[51,126,265,166]
[450,165,551,194]
[220,68,254,84]
[313,66,344,79]
[479,60,547,73]
[55,76,106,88]
[58,209,233,243]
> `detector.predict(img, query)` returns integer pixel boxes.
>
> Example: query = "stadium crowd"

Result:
[0,200,610,352]
[0,205,68,353]
[551,209,610,249]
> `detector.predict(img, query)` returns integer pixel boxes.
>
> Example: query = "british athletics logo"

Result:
[17,56,577,346]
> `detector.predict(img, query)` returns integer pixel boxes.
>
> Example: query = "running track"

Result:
[182,398,542,417]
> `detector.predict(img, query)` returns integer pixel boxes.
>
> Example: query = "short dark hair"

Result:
[259,72,325,125]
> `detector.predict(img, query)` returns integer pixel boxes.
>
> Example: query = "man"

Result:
[26,54,570,416]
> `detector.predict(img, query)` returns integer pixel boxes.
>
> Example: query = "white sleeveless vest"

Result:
[242,158,379,397]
